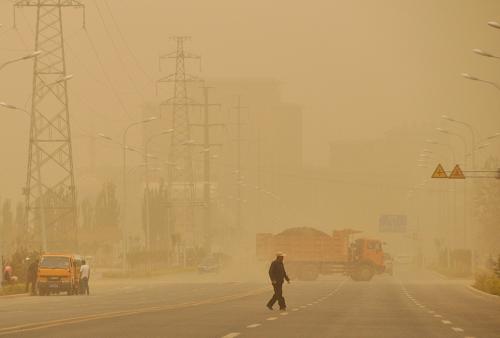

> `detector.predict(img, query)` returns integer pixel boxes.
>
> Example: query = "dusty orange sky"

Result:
[1,0,499,199]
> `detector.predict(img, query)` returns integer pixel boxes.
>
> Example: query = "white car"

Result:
[394,254,414,264]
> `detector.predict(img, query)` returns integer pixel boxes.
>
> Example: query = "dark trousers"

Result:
[80,277,89,295]
[25,279,37,294]
[267,282,286,309]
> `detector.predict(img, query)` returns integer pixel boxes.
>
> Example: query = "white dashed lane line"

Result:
[400,282,474,338]
[221,333,240,338]
[220,280,348,338]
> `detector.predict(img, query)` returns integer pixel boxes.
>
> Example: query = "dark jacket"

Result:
[269,259,289,283]
[27,262,38,281]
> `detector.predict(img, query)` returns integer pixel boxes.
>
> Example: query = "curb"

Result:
[0,292,29,299]
[467,285,500,299]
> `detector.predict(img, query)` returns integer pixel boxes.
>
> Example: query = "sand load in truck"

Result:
[256,227,386,281]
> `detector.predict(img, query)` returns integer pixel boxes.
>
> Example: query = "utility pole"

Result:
[190,87,222,252]
[14,0,85,252]
[157,37,201,264]
[233,97,245,230]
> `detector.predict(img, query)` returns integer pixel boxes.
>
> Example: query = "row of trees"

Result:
[1,181,122,265]
[0,199,26,258]
[473,156,500,260]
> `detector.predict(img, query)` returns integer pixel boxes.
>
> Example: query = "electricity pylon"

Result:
[190,87,223,252]
[14,0,84,251]
[157,37,202,262]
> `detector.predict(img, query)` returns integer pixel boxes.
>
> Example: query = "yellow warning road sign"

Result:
[431,164,448,178]
[449,164,465,179]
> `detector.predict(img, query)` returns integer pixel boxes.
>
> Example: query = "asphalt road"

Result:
[0,266,498,338]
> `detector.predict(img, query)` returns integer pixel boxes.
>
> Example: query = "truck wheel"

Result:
[358,265,374,281]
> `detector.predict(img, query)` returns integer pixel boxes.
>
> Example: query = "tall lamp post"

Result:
[123,118,157,269]
[436,128,468,250]
[118,117,158,270]
[144,129,173,251]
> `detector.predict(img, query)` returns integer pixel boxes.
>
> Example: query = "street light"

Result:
[485,132,500,141]
[436,128,468,164]
[144,129,174,251]
[461,72,500,91]
[121,117,158,270]
[487,21,500,29]
[0,102,30,116]
[0,50,41,71]
[441,115,476,169]
[46,74,74,86]
[472,48,500,59]
[436,128,468,249]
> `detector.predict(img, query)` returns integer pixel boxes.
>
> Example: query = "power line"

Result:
[103,0,156,86]
[84,29,133,119]
[92,0,146,102]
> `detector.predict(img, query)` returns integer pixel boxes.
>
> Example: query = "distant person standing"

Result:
[3,263,13,285]
[266,252,290,311]
[25,258,39,295]
[79,260,90,295]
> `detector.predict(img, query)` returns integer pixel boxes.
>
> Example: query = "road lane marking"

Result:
[266,317,278,321]
[221,333,240,338]
[246,324,261,328]
[0,287,269,336]
[451,327,464,332]
[280,312,288,316]
[434,314,442,318]
[292,308,299,311]
[441,320,452,325]
[428,311,434,314]
[307,303,313,306]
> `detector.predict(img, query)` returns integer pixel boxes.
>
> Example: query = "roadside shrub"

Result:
[474,272,500,296]
[0,283,26,296]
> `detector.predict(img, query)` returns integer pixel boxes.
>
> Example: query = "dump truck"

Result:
[37,253,84,295]
[256,227,386,281]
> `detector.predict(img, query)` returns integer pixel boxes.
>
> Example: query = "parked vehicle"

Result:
[37,253,84,296]
[394,254,414,265]
[256,227,386,281]
[198,256,221,273]
[197,253,231,273]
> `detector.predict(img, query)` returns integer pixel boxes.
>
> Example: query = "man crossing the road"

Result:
[266,252,290,311]
[79,260,90,295]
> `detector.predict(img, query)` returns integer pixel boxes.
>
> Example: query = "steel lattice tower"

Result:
[14,0,85,251]
[158,37,202,255]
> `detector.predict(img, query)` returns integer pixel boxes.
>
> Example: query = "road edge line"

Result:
[466,285,500,299]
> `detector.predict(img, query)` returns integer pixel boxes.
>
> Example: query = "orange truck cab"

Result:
[37,253,84,295]
[348,238,386,281]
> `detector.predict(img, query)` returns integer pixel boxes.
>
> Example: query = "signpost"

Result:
[430,164,499,180]
[449,165,465,179]
[431,164,448,179]
[379,214,407,233]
